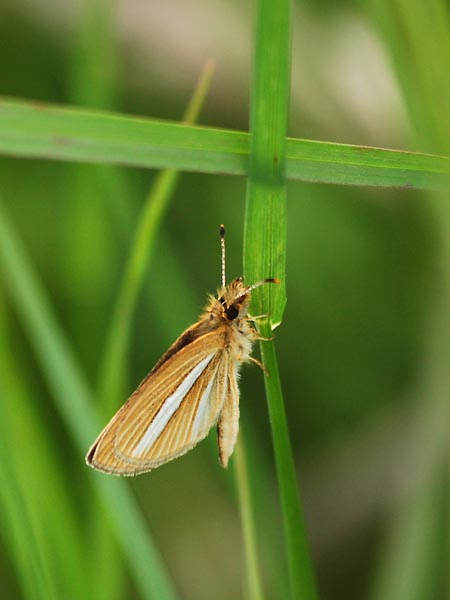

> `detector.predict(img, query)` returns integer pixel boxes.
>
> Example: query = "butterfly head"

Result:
[217,277,249,321]
[215,276,280,322]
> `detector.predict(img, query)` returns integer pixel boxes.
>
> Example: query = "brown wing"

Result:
[86,327,228,475]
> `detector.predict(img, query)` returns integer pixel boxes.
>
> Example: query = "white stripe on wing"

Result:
[131,353,215,457]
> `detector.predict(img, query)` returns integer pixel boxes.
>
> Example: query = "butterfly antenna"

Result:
[236,277,280,300]
[220,224,226,288]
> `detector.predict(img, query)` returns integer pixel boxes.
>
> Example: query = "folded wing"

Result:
[86,329,228,475]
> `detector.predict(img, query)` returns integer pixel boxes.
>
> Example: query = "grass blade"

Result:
[0,343,59,600]
[367,1,450,598]
[258,335,318,600]
[67,3,125,598]
[0,300,87,599]
[368,292,450,600]
[245,1,318,599]
[0,450,55,600]
[0,97,448,190]
[97,59,216,413]
[0,199,179,600]
[233,438,265,600]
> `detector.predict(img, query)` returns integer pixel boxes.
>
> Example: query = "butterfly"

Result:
[86,225,278,475]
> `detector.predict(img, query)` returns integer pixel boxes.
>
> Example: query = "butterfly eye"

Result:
[226,304,239,320]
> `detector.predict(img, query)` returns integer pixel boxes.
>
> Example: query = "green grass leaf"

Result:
[0,97,448,190]
[366,2,450,599]
[0,303,86,599]
[0,453,56,600]
[233,438,265,600]
[68,3,126,599]
[244,1,318,599]
[0,199,179,600]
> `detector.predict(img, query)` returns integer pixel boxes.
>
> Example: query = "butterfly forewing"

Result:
[87,327,228,475]
[116,352,228,463]
[116,353,215,457]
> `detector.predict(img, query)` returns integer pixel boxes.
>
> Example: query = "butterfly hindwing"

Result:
[217,364,240,468]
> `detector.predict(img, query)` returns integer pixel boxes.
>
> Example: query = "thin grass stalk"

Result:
[244,1,318,598]
[239,415,291,599]
[68,2,124,597]
[233,437,265,600]
[97,60,216,413]
[258,326,317,600]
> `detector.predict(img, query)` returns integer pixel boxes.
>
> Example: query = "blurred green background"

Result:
[0,1,448,599]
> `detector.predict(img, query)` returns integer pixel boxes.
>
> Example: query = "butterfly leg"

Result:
[255,333,274,342]
[247,356,268,374]
[244,315,275,342]
[245,313,269,322]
